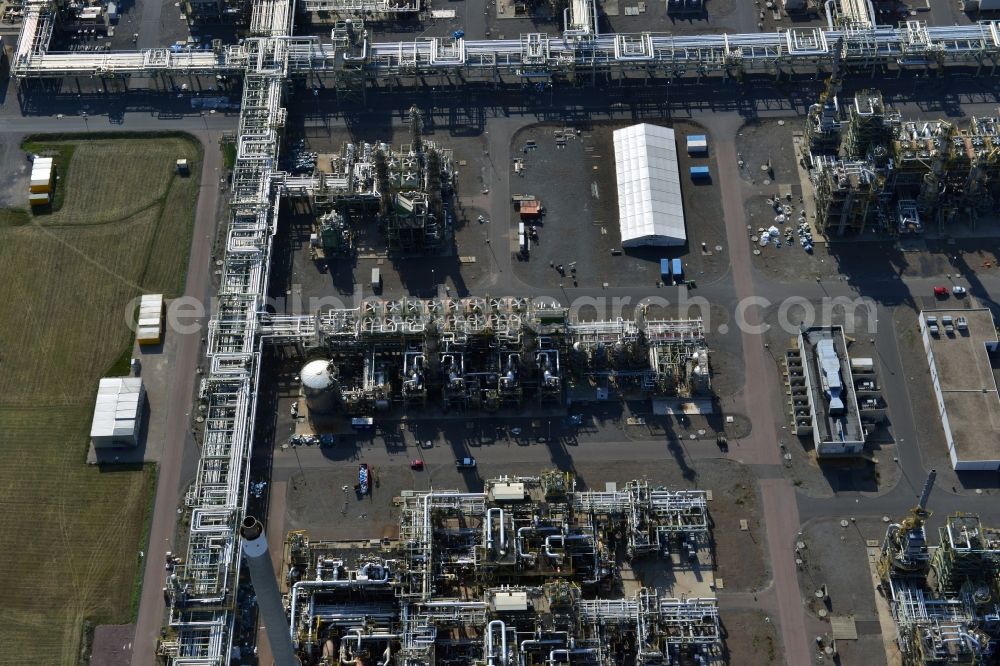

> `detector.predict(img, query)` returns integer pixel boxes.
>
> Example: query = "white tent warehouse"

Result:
[612,124,687,247]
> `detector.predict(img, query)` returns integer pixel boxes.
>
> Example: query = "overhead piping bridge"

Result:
[13,17,1000,79]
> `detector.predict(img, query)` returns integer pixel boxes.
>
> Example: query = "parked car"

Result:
[933,286,949,297]
[410,459,424,470]
[952,285,967,297]
[358,463,370,495]
[456,457,477,469]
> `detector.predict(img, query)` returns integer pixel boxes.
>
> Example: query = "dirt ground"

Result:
[508,121,729,290]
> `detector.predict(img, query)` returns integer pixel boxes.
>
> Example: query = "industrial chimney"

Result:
[240,516,299,666]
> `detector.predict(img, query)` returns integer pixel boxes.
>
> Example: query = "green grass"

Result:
[129,467,158,620]
[22,142,76,212]
[0,134,202,665]
[221,138,237,171]
[0,208,30,227]
[22,136,199,229]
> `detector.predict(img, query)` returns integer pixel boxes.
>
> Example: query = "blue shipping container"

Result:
[660,259,670,279]
[690,166,710,179]
[671,258,683,278]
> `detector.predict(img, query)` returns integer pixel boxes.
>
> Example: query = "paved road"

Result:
[0,108,239,134]
[130,130,224,666]
[711,121,812,665]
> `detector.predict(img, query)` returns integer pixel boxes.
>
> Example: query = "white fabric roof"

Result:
[91,377,144,441]
[613,124,686,247]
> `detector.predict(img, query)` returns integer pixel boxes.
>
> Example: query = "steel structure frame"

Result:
[14,9,1000,79]
[299,0,420,16]
[290,476,718,665]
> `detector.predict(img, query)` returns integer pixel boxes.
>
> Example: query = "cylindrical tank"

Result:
[300,359,339,414]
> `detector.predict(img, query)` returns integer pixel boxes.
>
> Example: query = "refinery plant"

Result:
[805,87,1000,236]
[261,298,711,419]
[280,471,720,666]
[878,472,1000,665]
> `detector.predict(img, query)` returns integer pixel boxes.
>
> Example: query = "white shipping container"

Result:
[137,327,161,343]
[850,357,874,372]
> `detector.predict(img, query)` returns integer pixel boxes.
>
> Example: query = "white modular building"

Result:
[91,377,146,447]
[613,124,687,247]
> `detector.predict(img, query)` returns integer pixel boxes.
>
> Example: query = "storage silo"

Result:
[300,359,340,414]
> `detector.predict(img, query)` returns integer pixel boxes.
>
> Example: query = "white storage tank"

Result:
[300,359,340,414]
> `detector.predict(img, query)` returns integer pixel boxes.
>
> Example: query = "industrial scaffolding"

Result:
[267,301,708,415]
[299,0,420,20]
[289,137,454,254]
[15,6,1000,82]
[879,494,1000,665]
[285,472,719,666]
[807,88,1000,235]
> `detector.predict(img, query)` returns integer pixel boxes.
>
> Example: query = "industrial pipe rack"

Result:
[289,475,719,665]
[158,1,294,664]
[14,0,1000,80]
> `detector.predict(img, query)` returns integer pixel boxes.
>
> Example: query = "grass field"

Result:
[0,134,202,665]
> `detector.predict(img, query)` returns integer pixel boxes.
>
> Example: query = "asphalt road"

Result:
[129,130,224,666]
[710,119,811,664]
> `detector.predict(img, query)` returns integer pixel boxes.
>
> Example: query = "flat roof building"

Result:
[797,326,865,457]
[919,309,1000,471]
[91,377,146,447]
[612,124,687,247]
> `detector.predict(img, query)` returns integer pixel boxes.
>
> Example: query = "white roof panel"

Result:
[91,377,144,441]
[613,124,687,247]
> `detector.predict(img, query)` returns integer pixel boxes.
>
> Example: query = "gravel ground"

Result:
[719,609,780,666]
[759,299,901,498]
[796,516,889,666]
[90,624,135,666]
[508,121,729,290]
